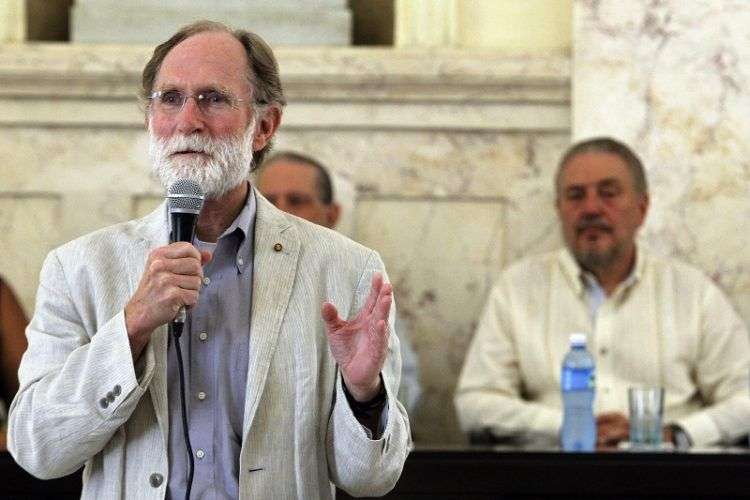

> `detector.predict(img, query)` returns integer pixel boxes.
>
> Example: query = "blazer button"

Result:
[149,473,164,487]
[113,384,121,396]
[99,398,109,409]
[106,392,115,403]
[273,243,283,252]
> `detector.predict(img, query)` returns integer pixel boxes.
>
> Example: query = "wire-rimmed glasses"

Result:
[148,88,248,117]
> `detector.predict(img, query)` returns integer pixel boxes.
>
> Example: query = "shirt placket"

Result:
[190,269,216,485]
[594,302,614,413]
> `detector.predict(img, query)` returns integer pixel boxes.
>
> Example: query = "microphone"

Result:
[167,179,204,500]
[167,179,205,330]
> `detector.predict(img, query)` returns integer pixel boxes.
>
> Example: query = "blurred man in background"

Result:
[455,137,750,449]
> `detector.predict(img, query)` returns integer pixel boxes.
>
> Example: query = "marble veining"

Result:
[575,0,750,322]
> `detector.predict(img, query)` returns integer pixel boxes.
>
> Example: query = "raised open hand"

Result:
[322,272,392,402]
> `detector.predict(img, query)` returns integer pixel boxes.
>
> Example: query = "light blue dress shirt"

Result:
[167,189,256,500]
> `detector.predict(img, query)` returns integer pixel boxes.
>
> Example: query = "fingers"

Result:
[596,412,628,424]
[159,241,203,260]
[149,256,204,278]
[321,302,345,331]
[372,282,392,325]
[596,413,629,446]
[323,272,392,333]
[126,242,208,339]
[360,272,384,316]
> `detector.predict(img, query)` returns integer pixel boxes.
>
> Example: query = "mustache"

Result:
[158,135,219,156]
[576,218,612,234]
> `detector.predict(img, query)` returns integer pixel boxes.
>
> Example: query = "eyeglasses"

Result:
[148,89,248,117]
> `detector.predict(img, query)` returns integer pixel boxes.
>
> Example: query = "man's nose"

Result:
[581,192,604,214]
[174,97,206,135]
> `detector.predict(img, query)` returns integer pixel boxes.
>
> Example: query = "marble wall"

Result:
[0,43,570,443]
[574,0,750,323]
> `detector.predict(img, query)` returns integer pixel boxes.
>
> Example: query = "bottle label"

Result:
[562,367,595,391]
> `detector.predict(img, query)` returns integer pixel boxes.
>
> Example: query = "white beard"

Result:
[148,123,256,199]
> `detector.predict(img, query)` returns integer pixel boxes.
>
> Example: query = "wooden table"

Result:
[339,445,750,499]
[2,443,750,499]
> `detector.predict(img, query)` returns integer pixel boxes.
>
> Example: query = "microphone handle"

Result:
[170,211,199,244]
[169,210,199,333]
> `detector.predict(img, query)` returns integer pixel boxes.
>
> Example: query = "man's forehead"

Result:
[155,31,249,90]
[261,162,319,189]
[560,152,632,187]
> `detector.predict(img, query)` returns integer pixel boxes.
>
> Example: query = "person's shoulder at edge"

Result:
[639,248,732,303]
[490,249,566,290]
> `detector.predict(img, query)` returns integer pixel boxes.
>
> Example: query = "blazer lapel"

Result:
[243,191,300,437]
[130,203,171,448]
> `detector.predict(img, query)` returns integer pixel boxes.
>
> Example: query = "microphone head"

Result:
[167,179,205,214]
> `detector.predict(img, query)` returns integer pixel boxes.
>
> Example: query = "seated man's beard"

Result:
[148,125,255,199]
[575,244,622,273]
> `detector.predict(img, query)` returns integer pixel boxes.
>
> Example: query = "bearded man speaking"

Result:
[8,21,410,499]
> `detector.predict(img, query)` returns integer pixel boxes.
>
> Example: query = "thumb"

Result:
[321,302,338,323]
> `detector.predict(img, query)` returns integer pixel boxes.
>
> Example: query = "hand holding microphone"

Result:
[124,180,206,358]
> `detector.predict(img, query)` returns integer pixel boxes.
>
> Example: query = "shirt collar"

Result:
[218,182,256,243]
[227,184,255,274]
[195,182,256,274]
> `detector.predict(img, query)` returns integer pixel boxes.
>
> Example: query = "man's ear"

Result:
[326,203,341,229]
[637,193,650,225]
[253,105,282,152]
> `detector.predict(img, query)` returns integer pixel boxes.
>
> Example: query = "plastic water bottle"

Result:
[561,333,596,452]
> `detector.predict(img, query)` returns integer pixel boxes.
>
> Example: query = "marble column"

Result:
[395,0,459,48]
[396,0,571,52]
[0,0,25,43]
[574,0,750,321]
[71,0,351,45]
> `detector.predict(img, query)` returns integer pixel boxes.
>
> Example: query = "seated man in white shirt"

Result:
[455,137,750,449]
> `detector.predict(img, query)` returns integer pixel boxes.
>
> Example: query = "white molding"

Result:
[0,44,571,130]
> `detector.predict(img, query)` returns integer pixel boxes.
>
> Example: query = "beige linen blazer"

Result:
[8,189,411,499]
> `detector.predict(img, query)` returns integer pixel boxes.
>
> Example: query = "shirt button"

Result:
[203,277,211,286]
[599,347,608,356]
[149,473,164,487]
[197,391,207,401]
[199,332,208,341]
[196,449,205,459]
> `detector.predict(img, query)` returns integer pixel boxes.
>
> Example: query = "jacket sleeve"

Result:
[326,250,412,497]
[8,250,156,479]
[454,278,562,442]
[673,280,750,446]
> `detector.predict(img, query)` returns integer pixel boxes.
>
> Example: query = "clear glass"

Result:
[628,386,664,448]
